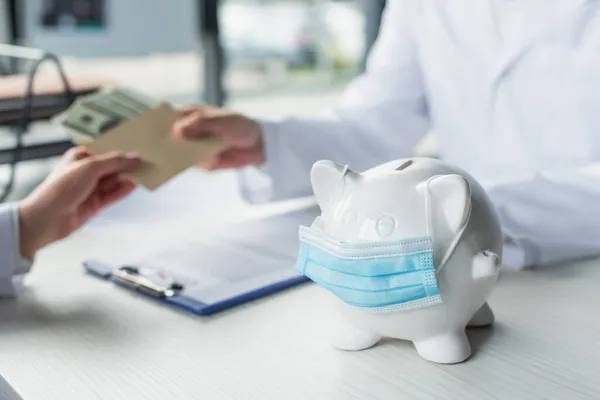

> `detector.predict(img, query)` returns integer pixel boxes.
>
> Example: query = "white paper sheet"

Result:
[80,169,246,238]
[112,206,320,304]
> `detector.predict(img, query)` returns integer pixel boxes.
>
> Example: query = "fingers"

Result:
[219,148,264,169]
[97,174,123,193]
[69,147,92,161]
[197,155,220,171]
[81,178,136,217]
[177,105,207,118]
[98,180,137,206]
[200,148,263,171]
[82,151,142,179]
[173,111,217,140]
[59,147,91,166]
[178,107,195,118]
[173,106,233,140]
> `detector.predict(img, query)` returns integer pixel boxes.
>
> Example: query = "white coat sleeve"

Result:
[0,203,34,296]
[236,0,430,203]
[486,165,600,269]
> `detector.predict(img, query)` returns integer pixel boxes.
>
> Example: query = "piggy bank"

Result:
[295,157,502,364]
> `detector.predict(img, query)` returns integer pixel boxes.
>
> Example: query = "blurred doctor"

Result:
[176,0,600,269]
[0,149,140,296]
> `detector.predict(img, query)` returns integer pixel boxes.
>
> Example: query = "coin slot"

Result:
[396,160,414,170]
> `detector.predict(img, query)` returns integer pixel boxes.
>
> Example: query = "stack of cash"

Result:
[56,87,162,143]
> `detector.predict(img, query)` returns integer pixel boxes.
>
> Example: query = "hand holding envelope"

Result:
[56,88,228,190]
[172,105,265,171]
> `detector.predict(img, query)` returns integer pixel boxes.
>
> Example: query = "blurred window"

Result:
[220,0,366,100]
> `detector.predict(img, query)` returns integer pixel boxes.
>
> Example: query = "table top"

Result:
[0,172,599,400]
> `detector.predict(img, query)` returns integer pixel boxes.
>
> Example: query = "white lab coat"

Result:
[236,0,600,269]
[0,204,33,295]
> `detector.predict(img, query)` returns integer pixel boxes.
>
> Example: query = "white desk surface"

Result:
[0,172,599,400]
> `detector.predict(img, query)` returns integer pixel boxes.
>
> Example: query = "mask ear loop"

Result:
[438,205,471,272]
[424,176,472,274]
[326,164,349,217]
[315,164,350,229]
[424,179,434,238]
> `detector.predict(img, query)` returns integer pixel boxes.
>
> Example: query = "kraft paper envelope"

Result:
[83,104,227,190]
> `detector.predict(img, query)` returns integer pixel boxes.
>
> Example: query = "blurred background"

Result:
[0,0,432,222]
[11,0,368,102]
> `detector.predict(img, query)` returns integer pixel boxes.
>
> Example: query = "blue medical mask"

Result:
[295,170,470,313]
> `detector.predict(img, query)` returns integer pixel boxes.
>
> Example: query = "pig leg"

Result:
[331,315,382,351]
[467,302,495,327]
[413,330,471,364]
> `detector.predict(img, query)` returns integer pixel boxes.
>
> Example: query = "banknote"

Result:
[80,93,140,120]
[54,89,227,190]
[61,101,125,139]
[56,87,163,143]
[110,88,160,112]
[82,89,157,118]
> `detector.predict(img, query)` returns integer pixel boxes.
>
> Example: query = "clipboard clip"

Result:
[113,266,184,298]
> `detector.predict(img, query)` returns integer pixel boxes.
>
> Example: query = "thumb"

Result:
[173,112,222,141]
[82,152,142,179]
[62,146,92,163]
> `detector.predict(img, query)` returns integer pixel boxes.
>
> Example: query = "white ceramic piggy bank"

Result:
[295,157,502,364]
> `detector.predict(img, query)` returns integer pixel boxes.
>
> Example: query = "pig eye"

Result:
[376,215,396,237]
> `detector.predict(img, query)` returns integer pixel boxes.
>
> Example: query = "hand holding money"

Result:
[55,87,226,191]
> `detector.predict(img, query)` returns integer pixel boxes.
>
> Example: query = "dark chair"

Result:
[0,45,109,201]
[0,73,107,127]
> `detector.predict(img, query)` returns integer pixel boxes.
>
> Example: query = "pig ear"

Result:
[427,174,471,235]
[311,160,359,213]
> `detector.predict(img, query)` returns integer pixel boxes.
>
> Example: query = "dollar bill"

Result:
[93,89,153,114]
[82,88,158,118]
[56,87,164,144]
[109,88,160,112]
[81,92,141,120]
[62,101,125,139]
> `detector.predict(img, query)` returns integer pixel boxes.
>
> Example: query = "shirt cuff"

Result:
[236,119,283,204]
[0,203,34,279]
[501,234,534,270]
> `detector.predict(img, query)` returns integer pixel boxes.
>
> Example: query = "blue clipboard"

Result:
[81,206,318,316]
[0,375,23,400]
